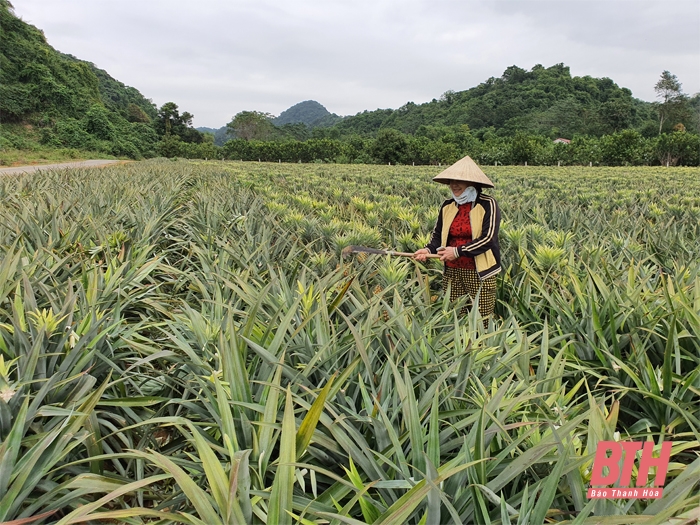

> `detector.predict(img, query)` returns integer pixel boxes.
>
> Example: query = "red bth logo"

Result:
[587,441,673,499]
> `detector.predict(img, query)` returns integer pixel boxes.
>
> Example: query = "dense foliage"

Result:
[1,161,699,524]
[197,125,231,147]
[329,64,699,139]
[0,1,203,160]
[208,128,698,166]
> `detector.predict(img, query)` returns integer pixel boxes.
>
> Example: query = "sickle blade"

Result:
[341,245,389,258]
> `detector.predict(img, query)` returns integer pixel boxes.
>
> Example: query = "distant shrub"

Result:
[84,104,116,141]
[42,119,97,150]
[654,130,700,166]
[156,135,184,157]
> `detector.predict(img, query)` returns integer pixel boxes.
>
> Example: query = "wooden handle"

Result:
[391,251,442,258]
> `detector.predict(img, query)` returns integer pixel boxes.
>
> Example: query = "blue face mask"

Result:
[453,186,477,205]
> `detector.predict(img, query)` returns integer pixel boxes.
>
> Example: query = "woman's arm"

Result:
[424,202,446,254]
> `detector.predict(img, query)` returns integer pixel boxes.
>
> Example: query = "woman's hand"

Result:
[413,248,430,261]
[438,247,459,262]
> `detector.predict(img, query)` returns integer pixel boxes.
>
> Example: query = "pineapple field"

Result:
[0,160,699,524]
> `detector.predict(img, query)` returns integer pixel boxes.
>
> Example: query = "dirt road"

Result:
[0,159,127,176]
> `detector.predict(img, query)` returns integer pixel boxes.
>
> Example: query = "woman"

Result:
[414,155,501,322]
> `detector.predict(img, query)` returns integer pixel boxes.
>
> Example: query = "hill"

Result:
[0,0,202,160]
[199,101,344,146]
[273,100,343,128]
[196,126,230,146]
[328,64,687,139]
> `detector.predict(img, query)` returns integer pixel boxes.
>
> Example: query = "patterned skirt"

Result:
[442,267,497,319]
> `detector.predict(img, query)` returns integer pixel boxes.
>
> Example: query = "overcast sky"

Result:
[11,0,700,128]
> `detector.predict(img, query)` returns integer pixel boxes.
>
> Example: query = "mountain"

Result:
[273,100,343,128]
[0,0,201,159]
[197,101,344,146]
[329,64,671,139]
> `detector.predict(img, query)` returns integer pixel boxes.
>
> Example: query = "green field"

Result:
[1,160,699,524]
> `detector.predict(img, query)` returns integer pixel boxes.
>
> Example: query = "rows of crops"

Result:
[1,160,699,524]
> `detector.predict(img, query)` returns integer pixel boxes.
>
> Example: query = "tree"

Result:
[511,132,540,164]
[371,128,409,164]
[600,129,648,166]
[226,111,275,141]
[156,102,177,136]
[502,65,529,84]
[654,71,687,134]
[439,90,456,105]
[654,129,700,166]
[688,94,700,133]
[155,102,203,143]
[156,135,184,158]
[599,98,634,133]
[126,103,150,123]
[277,123,310,141]
[84,104,115,141]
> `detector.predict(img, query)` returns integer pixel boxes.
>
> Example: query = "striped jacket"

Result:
[425,193,502,280]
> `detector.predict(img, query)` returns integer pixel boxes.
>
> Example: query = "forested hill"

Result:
[0,2,154,124]
[332,64,668,139]
[273,100,343,128]
[0,0,204,159]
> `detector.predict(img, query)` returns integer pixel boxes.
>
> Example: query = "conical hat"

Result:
[432,156,494,188]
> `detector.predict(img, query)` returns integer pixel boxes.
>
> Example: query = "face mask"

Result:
[453,186,477,205]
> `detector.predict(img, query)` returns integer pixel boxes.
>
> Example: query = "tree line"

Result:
[164,127,699,167]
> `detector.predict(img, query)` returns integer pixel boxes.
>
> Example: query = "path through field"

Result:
[0,159,127,175]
